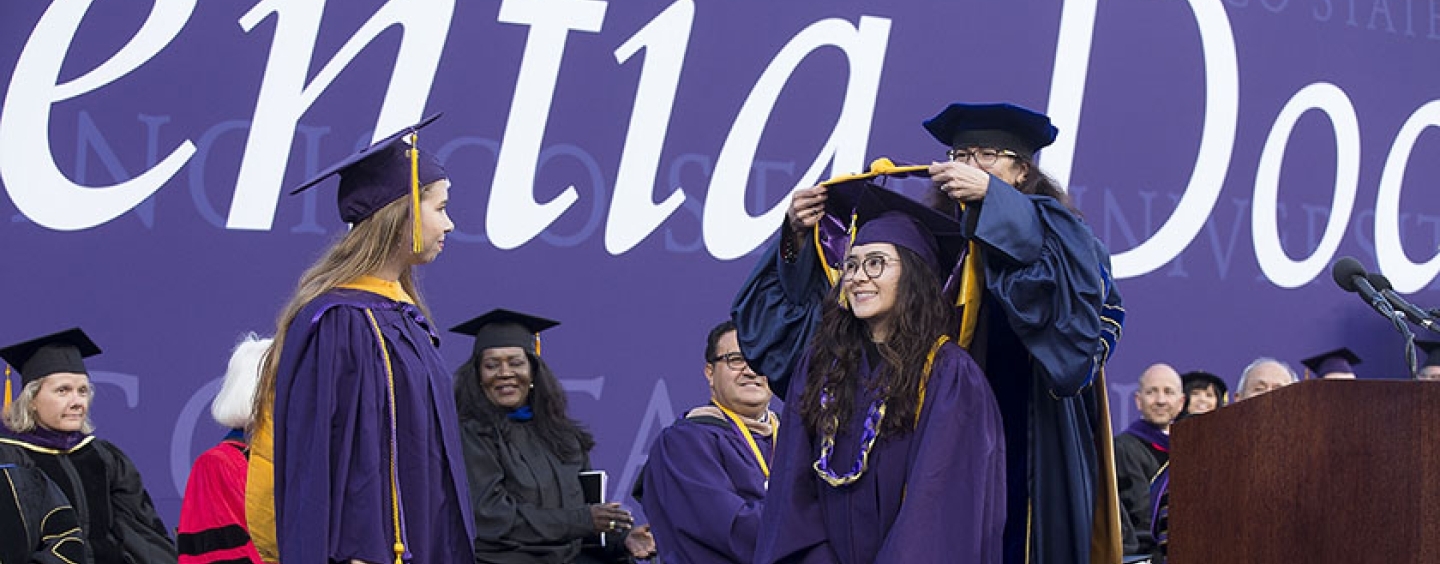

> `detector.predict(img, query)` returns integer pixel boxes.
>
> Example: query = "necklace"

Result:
[811,388,886,487]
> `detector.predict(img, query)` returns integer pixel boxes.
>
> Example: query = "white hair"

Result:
[1237,357,1297,397]
[211,333,273,429]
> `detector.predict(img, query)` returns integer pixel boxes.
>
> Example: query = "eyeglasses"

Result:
[841,255,897,280]
[709,352,750,371]
[946,147,1019,167]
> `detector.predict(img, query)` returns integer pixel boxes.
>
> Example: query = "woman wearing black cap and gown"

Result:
[0,327,177,564]
[451,309,655,564]
[245,115,475,564]
[735,103,1125,564]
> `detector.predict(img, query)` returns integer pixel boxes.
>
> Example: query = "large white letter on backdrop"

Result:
[1252,83,1360,289]
[1047,0,1239,278]
[229,0,453,230]
[702,16,891,261]
[605,0,693,255]
[1375,100,1440,293]
[0,0,197,231]
[486,0,608,250]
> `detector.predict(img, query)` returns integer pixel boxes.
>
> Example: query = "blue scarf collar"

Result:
[506,405,534,422]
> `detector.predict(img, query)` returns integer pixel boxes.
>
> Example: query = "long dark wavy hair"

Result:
[924,156,1079,218]
[454,350,595,462]
[799,245,957,437]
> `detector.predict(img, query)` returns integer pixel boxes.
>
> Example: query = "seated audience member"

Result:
[0,462,86,563]
[1417,341,1440,381]
[1299,347,1361,379]
[1234,358,1298,401]
[178,333,272,564]
[451,309,655,563]
[0,328,178,564]
[1179,371,1227,416]
[641,320,777,564]
[1115,364,1183,558]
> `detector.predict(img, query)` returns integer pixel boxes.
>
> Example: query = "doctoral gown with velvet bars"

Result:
[0,433,177,564]
[733,177,1123,564]
[640,411,772,564]
[178,435,262,563]
[0,462,86,564]
[271,286,476,564]
[753,343,1006,564]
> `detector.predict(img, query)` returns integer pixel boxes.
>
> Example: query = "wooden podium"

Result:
[1168,380,1440,563]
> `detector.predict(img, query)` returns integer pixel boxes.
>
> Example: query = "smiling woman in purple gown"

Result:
[754,199,1006,564]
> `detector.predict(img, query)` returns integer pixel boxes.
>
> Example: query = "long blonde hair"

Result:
[248,184,440,434]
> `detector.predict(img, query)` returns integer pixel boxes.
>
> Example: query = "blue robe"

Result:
[734,177,1123,564]
[754,343,1006,564]
[271,286,475,563]
[640,409,773,564]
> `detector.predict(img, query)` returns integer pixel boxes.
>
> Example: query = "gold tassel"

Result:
[409,132,423,254]
[3,365,11,413]
[534,333,542,357]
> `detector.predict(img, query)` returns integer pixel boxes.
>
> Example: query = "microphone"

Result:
[1331,257,1401,322]
[1366,272,1438,332]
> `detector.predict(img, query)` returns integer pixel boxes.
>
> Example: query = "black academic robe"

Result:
[733,176,1124,564]
[1114,421,1169,557]
[0,463,86,564]
[0,435,177,564]
[461,417,630,564]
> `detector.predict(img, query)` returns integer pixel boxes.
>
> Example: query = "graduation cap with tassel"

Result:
[812,158,981,346]
[290,114,446,254]
[0,328,102,411]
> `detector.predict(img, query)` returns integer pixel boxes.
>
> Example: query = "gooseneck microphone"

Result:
[1331,257,1400,322]
[1366,272,1438,333]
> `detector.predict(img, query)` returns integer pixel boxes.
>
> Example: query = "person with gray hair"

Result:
[178,333,273,564]
[0,327,177,564]
[1235,358,1298,401]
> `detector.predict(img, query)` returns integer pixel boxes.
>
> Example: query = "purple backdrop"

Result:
[3,0,1439,525]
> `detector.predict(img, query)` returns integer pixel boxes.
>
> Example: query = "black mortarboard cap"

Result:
[922,102,1058,158]
[816,159,967,279]
[1417,340,1440,369]
[0,328,102,386]
[1299,347,1362,378]
[290,114,446,225]
[450,309,560,357]
[1181,370,1229,405]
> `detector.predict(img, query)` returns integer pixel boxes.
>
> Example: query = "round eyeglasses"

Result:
[841,255,897,280]
[946,147,1020,167]
[709,352,750,371]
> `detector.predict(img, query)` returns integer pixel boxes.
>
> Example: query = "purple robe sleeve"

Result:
[874,345,1006,564]
[968,176,1117,397]
[273,306,394,564]
[642,421,767,563]
[754,359,840,564]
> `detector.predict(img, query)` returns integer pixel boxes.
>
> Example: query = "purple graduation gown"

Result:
[272,287,476,563]
[755,343,1006,564]
[641,410,772,564]
[734,176,1125,564]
